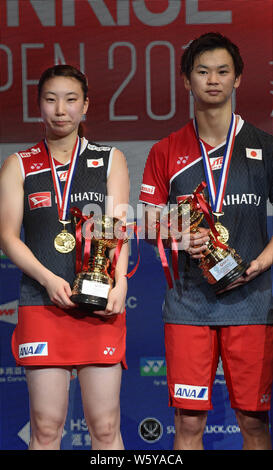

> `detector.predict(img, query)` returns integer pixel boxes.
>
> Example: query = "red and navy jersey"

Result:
[16,138,114,306]
[140,117,273,326]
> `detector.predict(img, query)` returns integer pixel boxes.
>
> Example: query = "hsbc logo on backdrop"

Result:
[28,192,52,210]
[138,417,163,443]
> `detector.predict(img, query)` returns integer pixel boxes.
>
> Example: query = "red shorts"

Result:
[165,323,273,412]
[12,305,127,368]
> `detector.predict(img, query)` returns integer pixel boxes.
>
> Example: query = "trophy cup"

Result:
[167,184,249,292]
[70,213,128,311]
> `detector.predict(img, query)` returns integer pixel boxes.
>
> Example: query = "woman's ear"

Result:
[183,74,192,92]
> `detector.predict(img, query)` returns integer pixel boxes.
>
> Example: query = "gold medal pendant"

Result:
[54,221,76,254]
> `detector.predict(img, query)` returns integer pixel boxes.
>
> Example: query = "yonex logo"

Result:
[140,358,166,376]
[19,342,48,358]
[103,347,116,356]
[177,155,189,165]
[260,394,270,404]
[174,384,208,400]
[30,163,43,170]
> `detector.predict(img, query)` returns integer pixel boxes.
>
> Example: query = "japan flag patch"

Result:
[246,148,262,160]
[87,158,104,168]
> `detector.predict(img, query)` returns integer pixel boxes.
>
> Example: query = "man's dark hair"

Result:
[180,32,244,79]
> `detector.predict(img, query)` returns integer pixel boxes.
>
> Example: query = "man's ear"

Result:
[234,74,241,90]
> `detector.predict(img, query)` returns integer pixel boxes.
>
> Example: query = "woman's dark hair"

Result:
[38,65,89,137]
[180,32,244,79]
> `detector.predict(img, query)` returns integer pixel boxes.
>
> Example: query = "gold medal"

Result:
[54,221,76,254]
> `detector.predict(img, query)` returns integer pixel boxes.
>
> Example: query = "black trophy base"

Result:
[213,260,249,293]
[70,293,107,312]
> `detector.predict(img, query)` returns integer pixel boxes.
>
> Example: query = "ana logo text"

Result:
[174,384,208,400]
[19,342,48,358]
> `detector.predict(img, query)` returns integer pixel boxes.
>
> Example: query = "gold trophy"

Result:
[168,184,249,292]
[70,214,128,311]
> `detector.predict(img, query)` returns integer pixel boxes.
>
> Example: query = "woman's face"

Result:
[39,76,89,139]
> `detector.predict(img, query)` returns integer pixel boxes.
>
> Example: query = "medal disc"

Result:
[214,221,229,244]
[54,230,76,253]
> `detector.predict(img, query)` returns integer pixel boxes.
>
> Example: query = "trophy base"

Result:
[213,260,249,293]
[70,293,107,312]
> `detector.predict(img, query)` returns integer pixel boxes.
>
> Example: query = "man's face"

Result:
[184,48,241,108]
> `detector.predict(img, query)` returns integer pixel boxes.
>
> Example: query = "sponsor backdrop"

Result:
[0,0,272,450]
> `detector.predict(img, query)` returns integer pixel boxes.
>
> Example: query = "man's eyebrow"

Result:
[195,64,231,69]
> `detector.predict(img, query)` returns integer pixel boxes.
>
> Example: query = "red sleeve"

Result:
[139,138,170,207]
[16,141,46,179]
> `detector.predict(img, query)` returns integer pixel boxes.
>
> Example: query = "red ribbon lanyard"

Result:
[156,223,174,289]
[111,222,141,280]
[110,225,126,279]
[70,207,93,273]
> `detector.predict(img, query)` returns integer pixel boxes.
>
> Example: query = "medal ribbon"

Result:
[194,113,237,214]
[45,137,81,222]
